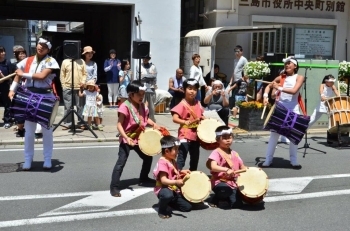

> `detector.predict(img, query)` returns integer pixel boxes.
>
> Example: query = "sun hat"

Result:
[82,46,95,55]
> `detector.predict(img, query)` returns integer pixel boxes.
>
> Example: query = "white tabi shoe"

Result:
[43,160,52,169]
[22,160,32,171]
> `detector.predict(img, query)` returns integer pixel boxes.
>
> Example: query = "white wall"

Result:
[23,0,181,90]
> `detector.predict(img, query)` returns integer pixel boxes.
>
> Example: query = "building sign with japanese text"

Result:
[239,0,346,12]
[294,28,334,56]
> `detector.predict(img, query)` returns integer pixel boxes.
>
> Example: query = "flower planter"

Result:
[238,108,268,131]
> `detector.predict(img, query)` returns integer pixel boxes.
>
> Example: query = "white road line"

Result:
[1,189,350,228]
[0,145,119,152]
[0,208,157,228]
[265,189,350,202]
[39,188,153,217]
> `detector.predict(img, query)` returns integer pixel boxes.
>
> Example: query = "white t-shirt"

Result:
[17,55,59,89]
[189,65,206,87]
[233,56,248,82]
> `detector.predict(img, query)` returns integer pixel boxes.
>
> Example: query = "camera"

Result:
[216,90,221,93]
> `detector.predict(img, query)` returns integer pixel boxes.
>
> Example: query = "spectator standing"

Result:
[0,46,16,129]
[118,60,132,104]
[104,49,121,109]
[228,45,248,108]
[60,57,87,128]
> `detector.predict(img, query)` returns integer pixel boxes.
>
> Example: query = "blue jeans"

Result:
[157,188,192,214]
[211,182,243,208]
[110,143,153,191]
[176,141,200,171]
[235,95,246,107]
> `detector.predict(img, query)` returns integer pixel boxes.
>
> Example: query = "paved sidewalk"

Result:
[0,107,328,145]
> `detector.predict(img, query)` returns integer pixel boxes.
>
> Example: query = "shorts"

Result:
[235,95,246,107]
[97,112,103,118]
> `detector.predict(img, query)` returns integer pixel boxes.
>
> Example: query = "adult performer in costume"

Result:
[8,37,60,170]
[262,57,304,168]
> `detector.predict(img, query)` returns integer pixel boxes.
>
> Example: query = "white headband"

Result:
[325,79,335,82]
[215,128,233,136]
[139,83,147,91]
[213,80,223,86]
[161,140,181,148]
[38,38,52,49]
[186,80,198,85]
[282,57,297,66]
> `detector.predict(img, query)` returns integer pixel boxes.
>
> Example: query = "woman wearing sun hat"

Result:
[82,46,97,83]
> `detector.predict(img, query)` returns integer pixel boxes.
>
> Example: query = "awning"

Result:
[185,25,282,46]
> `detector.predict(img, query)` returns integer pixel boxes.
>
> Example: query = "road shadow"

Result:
[119,178,156,190]
[255,157,302,170]
[17,159,65,173]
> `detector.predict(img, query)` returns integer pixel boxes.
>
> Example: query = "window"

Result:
[57,24,66,32]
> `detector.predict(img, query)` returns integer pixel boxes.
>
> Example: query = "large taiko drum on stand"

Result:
[236,167,269,204]
[325,96,350,134]
[181,171,211,203]
[138,127,170,156]
[10,87,59,129]
[197,118,222,150]
[263,102,310,145]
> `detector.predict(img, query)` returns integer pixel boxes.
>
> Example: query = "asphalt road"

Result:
[1,133,350,231]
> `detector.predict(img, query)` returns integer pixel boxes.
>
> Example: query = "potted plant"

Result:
[237,101,271,131]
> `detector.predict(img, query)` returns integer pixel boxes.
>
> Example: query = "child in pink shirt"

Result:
[153,135,191,219]
[171,78,205,171]
[110,80,159,197]
[206,125,247,208]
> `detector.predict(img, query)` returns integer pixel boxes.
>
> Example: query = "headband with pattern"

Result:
[161,140,181,148]
[215,128,233,136]
[38,38,52,49]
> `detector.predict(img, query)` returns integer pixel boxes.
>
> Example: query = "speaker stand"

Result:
[53,59,98,138]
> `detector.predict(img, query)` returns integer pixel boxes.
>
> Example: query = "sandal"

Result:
[208,203,218,208]
[158,213,170,219]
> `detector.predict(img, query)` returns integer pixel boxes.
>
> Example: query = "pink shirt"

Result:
[171,100,204,141]
[208,149,244,189]
[153,158,179,195]
[118,101,149,144]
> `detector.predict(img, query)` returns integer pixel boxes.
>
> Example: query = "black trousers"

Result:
[211,182,243,208]
[110,142,153,191]
[157,188,192,214]
[0,84,11,123]
[176,141,200,171]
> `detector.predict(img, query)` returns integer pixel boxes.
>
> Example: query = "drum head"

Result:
[236,167,269,198]
[138,129,162,156]
[263,104,275,127]
[49,100,60,127]
[181,171,211,203]
[197,118,222,143]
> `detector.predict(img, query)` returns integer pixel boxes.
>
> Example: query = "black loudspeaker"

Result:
[63,40,81,59]
[132,41,150,59]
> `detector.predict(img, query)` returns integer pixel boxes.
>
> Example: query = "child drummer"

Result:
[153,135,192,219]
[206,125,247,209]
[171,78,205,171]
[110,80,159,197]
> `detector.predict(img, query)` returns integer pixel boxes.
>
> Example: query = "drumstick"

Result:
[261,105,267,120]
[234,169,247,174]
[246,94,254,99]
[255,79,272,84]
[0,73,16,83]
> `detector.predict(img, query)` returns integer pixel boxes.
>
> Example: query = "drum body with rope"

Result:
[197,118,222,150]
[236,167,269,204]
[325,96,350,134]
[181,171,211,203]
[10,87,59,129]
[263,102,310,145]
[138,127,170,156]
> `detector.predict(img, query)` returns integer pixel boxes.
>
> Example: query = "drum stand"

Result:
[53,59,98,138]
[298,68,326,157]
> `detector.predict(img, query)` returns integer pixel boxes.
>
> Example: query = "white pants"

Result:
[309,108,326,128]
[24,121,53,162]
[107,83,119,103]
[265,132,299,165]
